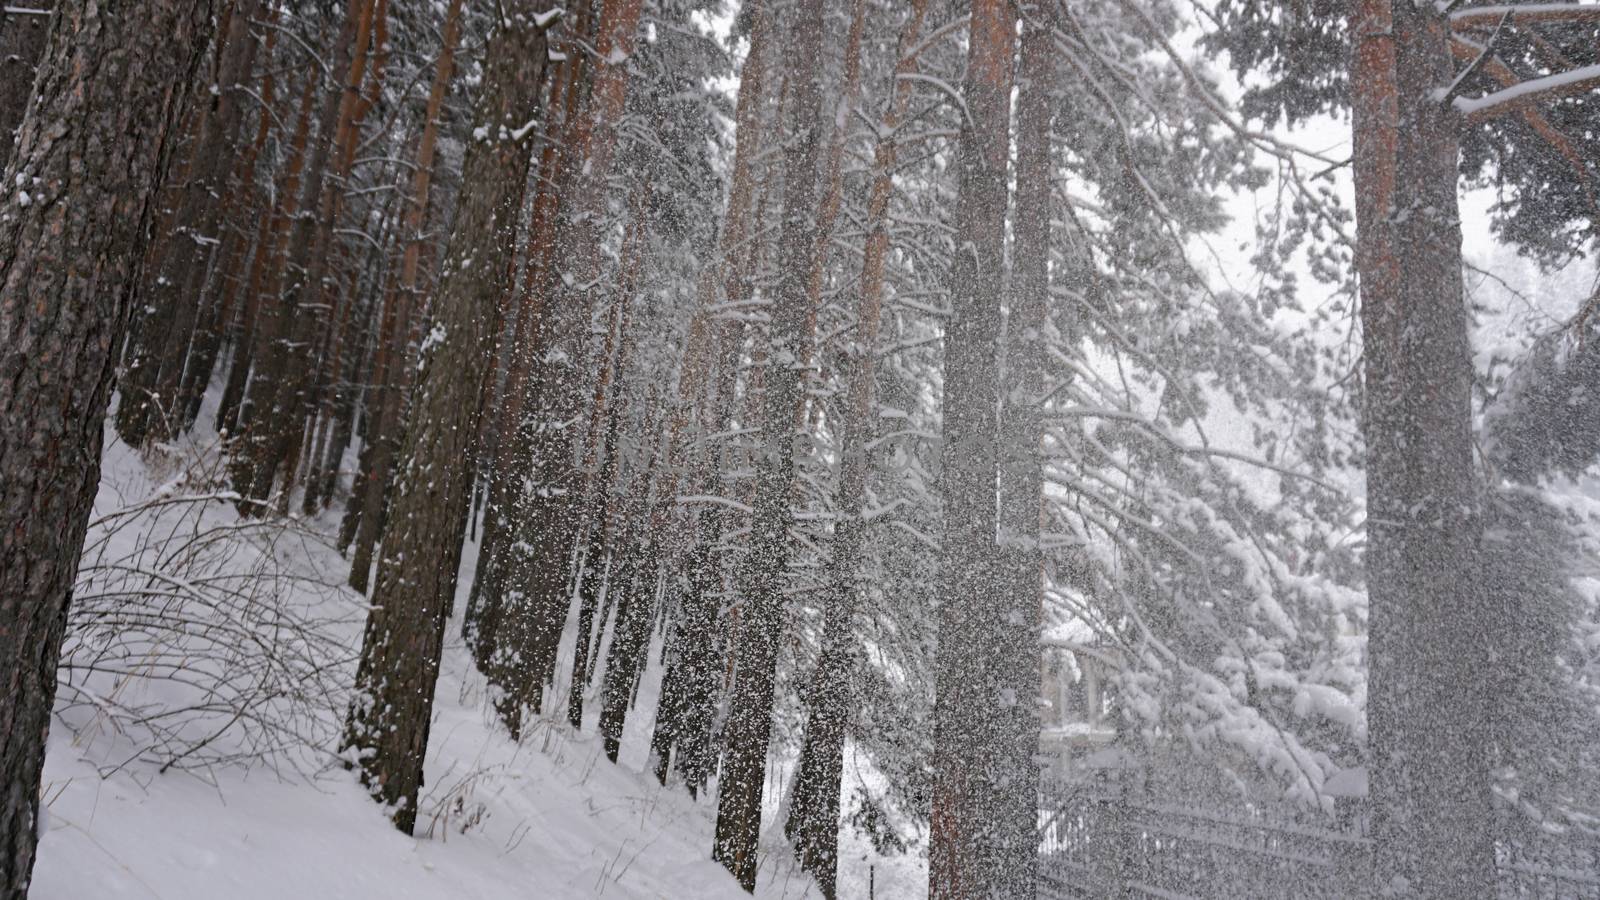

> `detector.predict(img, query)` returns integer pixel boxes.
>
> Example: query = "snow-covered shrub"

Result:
[55,437,360,778]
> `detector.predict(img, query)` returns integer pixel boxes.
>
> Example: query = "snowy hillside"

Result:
[27,430,893,900]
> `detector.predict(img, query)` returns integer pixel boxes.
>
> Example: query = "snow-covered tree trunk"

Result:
[1349,0,1495,893]
[342,2,554,835]
[0,0,217,890]
[712,0,829,889]
[928,0,1028,896]
[488,0,645,727]
[784,2,927,894]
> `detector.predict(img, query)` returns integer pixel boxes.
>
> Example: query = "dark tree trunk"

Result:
[646,0,771,798]
[0,0,217,891]
[229,0,365,507]
[567,275,636,729]
[783,4,926,895]
[597,429,665,762]
[1349,1,1495,894]
[654,508,726,798]
[300,1,389,514]
[346,0,461,587]
[218,67,317,438]
[115,0,263,447]
[926,1,1027,897]
[711,0,827,889]
[479,0,644,726]
[341,3,554,835]
[181,9,280,433]
[0,1,54,169]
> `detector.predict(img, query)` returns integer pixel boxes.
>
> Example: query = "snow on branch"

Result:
[1455,62,1600,124]
[57,442,359,779]
[1450,3,1600,30]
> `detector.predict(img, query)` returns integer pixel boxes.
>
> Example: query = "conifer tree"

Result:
[0,0,218,889]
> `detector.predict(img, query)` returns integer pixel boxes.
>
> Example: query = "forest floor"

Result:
[27,410,923,899]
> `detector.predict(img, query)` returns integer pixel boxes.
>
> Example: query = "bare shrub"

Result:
[55,435,360,779]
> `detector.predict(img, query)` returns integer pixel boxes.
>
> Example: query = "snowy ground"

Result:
[30,413,924,899]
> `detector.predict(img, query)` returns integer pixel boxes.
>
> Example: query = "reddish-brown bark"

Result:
[0,0,218,888]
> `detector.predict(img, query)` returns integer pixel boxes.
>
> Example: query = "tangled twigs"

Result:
[56,436,360,779]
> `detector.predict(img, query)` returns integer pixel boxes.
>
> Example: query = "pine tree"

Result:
[712,0,829,889]
[0,0,218,890]
[343,1,557,834]
[783,2,926,894]
[0,2,53,169]
[1349,1,1493,892]
[926,0,1029,896]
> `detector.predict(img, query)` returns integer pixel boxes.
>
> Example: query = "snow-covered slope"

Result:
[27,425,869,899]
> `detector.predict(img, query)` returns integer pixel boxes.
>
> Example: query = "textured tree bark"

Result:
[645,0,772,797]
[181,7,282,432]
[341,3,554,834]
[346,0,462,589]
[0,0,217,892]
[0,1,54,170]
[927,1,1022,897]
[711,0,828,890]
[1349,2,1495,895]
[116,0,263,447]
[484,0,645,726]
[783,4,926,895]
[229,2,363,508]
[464,0,590,664]
[218,67,317,437]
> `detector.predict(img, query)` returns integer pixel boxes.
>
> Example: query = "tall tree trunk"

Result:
[711,0,828,889]
[784,3,925,894]
[0,0,217,891]
[596,400,665,761]
[1349,1,1494,894]
[181,6,281,432]
[567,205,644,729]
[0,1,54,169]
[464,0,591,661]
[990,6,1055,895]
[301,0,391,513]
[346,0,463,590]
[116,0,263,447]
[218,66,317,437]
[229,0,366,507]
[484,0,645,726]
[926,1,1023,897]
[646,0,773,793]
[342,2,554,835]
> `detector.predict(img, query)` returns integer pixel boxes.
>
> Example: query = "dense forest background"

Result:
[3,0,1600,897]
